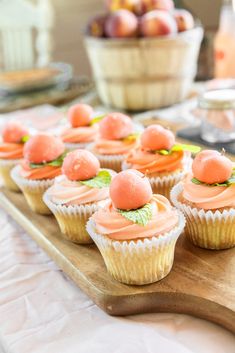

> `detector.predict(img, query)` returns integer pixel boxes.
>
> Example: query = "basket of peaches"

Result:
[84,0,203,111]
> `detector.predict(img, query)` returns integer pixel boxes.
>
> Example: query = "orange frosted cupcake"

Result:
[11,134,65,214]
[44,149,116,244]
[88,112,139,172]
[123,124,198,198]
[87,170,185,285]
[0,121,29,192]
[61,103,99,151]
[171,150,235,250]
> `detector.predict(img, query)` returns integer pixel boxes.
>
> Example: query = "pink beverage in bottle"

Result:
[214,0,235,78]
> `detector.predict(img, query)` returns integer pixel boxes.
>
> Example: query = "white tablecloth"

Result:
[0,207,235,353]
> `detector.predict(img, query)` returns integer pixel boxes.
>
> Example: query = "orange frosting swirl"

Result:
[125,148,185,174]
[47,175,110,205]
[61,125,98,143]
[0,143,23,160]
[92,138,138,155]
[20,160,61,180]
[183,175,235,210]
[92,195,179,240]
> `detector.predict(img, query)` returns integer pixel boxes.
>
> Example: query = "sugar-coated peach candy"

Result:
[173,9,194,32]
[2,121,29,144]
[105,0,139,12]
[68,104,94,128]
[140,10,177,37]
[135,0,174,15]
[141,124,175,151]
[192,150,233,184]
[99,112,133,140]
[24,134,65,164]
[105,10,138,38]
[110,169,152,210]
[62,149,100,181]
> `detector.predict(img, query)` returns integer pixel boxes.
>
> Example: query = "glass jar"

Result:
[198,89,235,143]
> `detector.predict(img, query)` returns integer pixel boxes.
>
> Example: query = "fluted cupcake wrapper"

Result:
[87,143,125,172]
[86,211,185,285]
[0,158,21,192]
[43,190,108,244]
[170,183,235,250]
[11,165,54,215]
[65,141,90,152]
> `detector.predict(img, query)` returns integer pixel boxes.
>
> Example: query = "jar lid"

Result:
[198,89,235,110]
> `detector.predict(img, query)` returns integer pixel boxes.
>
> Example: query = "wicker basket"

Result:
[84,27,203,111]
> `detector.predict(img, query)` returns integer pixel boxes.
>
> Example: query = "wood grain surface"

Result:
[1,188,235,333]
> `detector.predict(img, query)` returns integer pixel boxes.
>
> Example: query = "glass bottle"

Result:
[214,0,235,78]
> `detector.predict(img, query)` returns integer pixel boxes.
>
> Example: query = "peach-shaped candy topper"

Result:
[68,103,94,128]
[192,150,233,184]
[110,169,152,210]
[141,124,175,151]
[2,121,29,144]
[23,134,65,164]
[99,112,133,140]
[62,149,100,181]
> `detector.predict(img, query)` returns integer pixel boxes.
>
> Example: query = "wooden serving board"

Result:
[1,188,235,333]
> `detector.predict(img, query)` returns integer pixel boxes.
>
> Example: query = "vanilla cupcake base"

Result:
[86,211,185,285]
[43,191,107,244]
[171,183,235,250]
[11,165,54,215]
[0,159,21,192]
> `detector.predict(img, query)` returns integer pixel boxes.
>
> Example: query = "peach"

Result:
[99,112,133,140]
[62,149,100,181]
[192,150,233,184]
[141,124,175,151]
[140,10,177,37]
[24,134,65,164]
[2,121,29,144]
[68,104,94,128]
[105,10,138,38]
[173,9,194,32]
[110,169,152,210]
[87,14,107,37]
[135,0,174,15]
[105,0,139,12]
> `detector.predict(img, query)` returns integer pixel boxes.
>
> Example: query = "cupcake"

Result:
[0,121,29,192]
[88,112,139,172]
[171,150,235,250]
[61,103,99,151]
[123,124,199,198]
[86,169,185,285]
[43,149,116,244]
[11,133,65,215]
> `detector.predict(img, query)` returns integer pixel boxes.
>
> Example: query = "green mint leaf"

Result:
[90,114,105,126]
[21,135,30,143]
[191,177,202,185]
[80,170,111,189]
[123,133,140,143]
[191,176,235,187]
[29,152,67,169]
[158,149,170,155]
[118,203,152,226]
[172,144,201,154]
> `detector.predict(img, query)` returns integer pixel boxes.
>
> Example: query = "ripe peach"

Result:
[173,9,194,32]
[24,134,65,164]
[140,10,177,37]
[99,112,133,140]
[68,104,94,128]
[87,14,107,37]
[105,0,139,12]
[192,150,233,184]
[141,125,175,151]
[2,121,29,144]
[105,10,138,38]
[62,149,100,181]
[135,0,174,15]
[110,169,152,210]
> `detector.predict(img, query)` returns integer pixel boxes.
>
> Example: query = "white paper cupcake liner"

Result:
[87,143,125,172]
[86,210,185,285]
[0,158,21,192]
[65,142,90,152]
[170,183,235,250]
[43,190,109,244]
[11,165,55,215]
